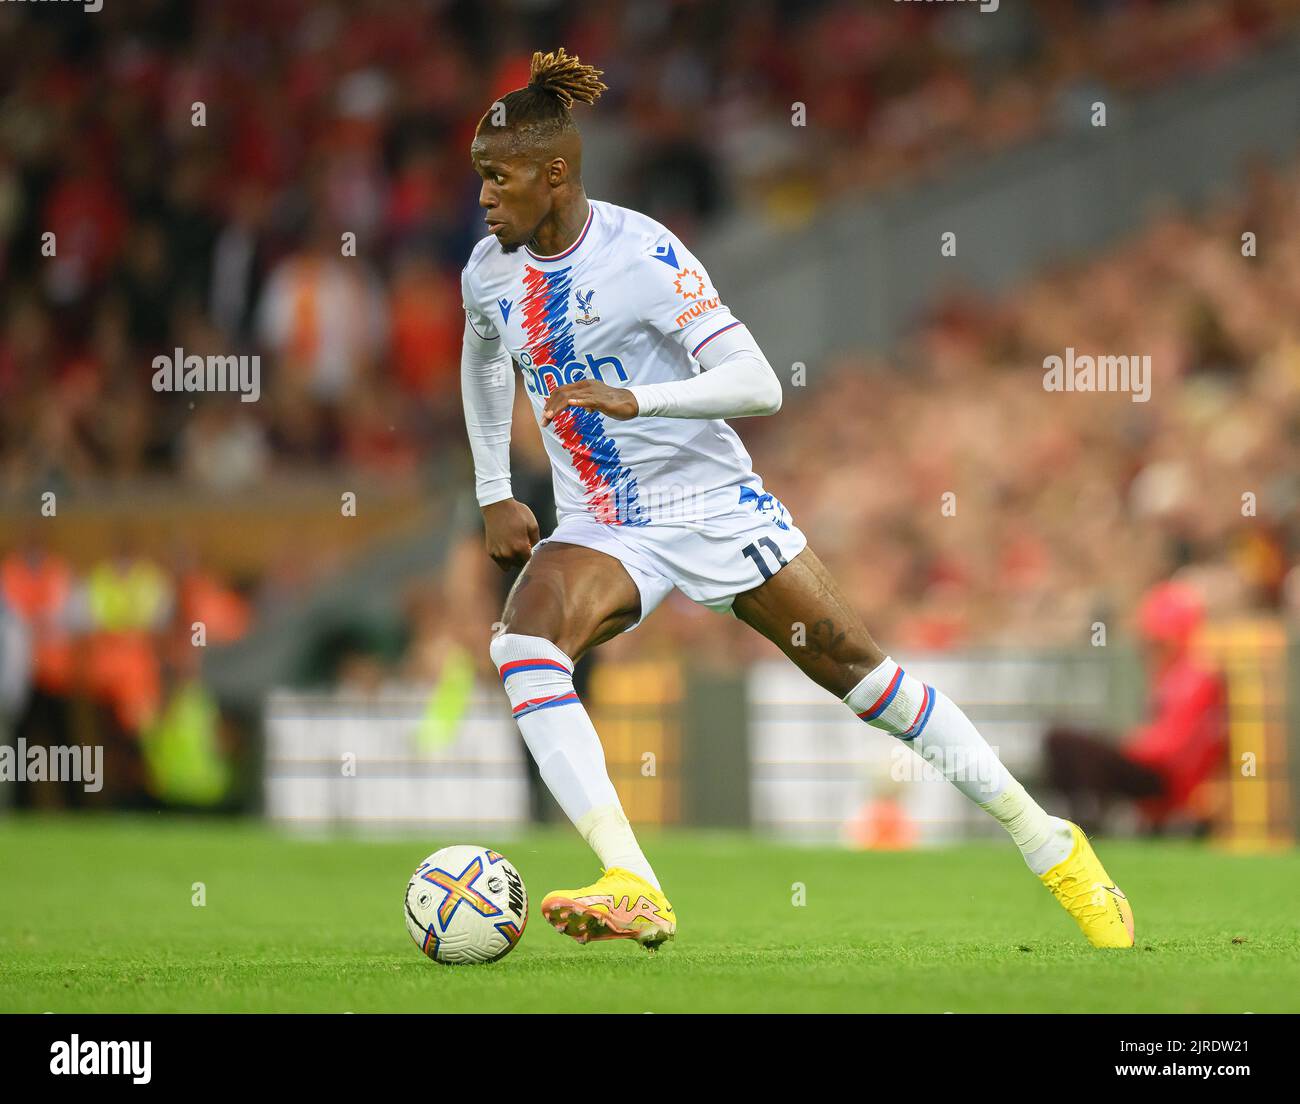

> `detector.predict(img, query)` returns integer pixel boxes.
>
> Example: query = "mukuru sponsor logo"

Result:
[674,296,721,329]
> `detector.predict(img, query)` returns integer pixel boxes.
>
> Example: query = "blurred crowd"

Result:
[3,0,1298,491]
[0,531,251,807]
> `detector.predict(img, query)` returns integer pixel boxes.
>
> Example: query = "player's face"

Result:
[471,136,551,255]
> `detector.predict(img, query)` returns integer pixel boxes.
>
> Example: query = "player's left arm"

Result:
[540,237,781,426]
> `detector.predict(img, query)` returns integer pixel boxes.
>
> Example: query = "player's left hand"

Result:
[540,380,638,427]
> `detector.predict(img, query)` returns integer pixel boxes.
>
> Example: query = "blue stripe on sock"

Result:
[513,693,580,719]
[499,660,571,682]
[858,667,904,721]
[898,685,937,742]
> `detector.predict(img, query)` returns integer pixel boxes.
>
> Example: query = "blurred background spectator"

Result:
[1044,581,1228,834]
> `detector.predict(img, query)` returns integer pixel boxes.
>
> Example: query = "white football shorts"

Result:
[534,484,808,630]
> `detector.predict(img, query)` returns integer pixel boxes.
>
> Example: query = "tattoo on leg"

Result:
[806,618,847,660]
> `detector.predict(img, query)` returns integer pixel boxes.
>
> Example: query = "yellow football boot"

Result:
[1040,822,1135,948]
[541,867,676,950]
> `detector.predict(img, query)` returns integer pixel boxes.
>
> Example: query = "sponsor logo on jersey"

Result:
[649,240,679,268]
[574,288,600,326]
[675,296,721,329]
[672,267,719,326]
[518,350,628,396]
[673,267,707,300]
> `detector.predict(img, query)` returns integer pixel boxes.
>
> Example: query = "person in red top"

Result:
[1044,582,1227,834]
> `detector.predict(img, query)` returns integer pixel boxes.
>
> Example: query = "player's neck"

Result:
[529,195,590,257]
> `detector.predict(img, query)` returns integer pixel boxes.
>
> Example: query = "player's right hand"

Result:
[482,499,540,571]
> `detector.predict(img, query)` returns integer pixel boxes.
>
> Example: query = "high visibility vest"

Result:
[140,680,231,806]
[87,561,171,631]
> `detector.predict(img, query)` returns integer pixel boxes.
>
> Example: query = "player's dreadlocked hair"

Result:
[478,48,607,146]
[524,47,606,109]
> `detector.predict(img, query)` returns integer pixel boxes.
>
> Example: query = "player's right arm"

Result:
[461,267,539,570]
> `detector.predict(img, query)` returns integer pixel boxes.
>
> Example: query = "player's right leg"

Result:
[489,541,676,948]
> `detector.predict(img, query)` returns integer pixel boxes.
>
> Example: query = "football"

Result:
[403,845,528,965]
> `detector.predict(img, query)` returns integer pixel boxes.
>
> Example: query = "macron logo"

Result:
[498,297,513,325]
[650,242,678,269]
[50,1036,151,1085]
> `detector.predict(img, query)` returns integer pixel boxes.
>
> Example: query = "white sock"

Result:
[490,633,660,888]
[978,778,1075,875]
[575,803,661,889]
[845,656,1074,874]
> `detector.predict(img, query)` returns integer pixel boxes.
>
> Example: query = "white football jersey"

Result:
[461,199,763,526]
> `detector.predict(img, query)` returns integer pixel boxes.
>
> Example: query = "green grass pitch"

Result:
[2,816,1297,1013]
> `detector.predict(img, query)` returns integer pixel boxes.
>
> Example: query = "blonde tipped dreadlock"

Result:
[476,47,606,149]
[527,48,607,109]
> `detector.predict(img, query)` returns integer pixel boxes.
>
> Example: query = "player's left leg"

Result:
[731,546,1135,948]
